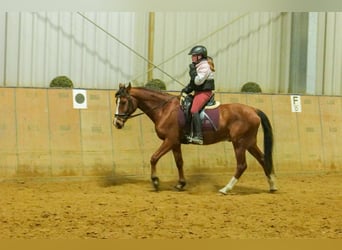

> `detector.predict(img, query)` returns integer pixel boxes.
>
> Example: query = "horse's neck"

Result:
[131,88,170,118]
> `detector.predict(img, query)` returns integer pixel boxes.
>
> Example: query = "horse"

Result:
[113,83,277,194]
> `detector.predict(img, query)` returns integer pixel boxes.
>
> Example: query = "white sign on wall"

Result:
[73,89,87,109]
[290,95,302,112]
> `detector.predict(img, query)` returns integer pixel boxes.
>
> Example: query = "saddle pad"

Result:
[178,107,219,131]
[201,108,219,131]
[204,101,220,110]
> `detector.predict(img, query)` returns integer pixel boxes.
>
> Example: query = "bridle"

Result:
[114,92,177,124]
[114,95,142,121]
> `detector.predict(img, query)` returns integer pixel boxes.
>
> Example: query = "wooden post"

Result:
[147,12,155,81]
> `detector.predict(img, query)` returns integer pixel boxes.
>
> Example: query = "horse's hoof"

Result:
[269,188,278,193]
[218,188,228,195]
[151,177,159,191]
[175,181,186,191]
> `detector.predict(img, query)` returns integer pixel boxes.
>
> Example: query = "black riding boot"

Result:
[191,113,203,145]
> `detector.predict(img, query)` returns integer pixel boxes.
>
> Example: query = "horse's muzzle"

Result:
[113,117,125,129]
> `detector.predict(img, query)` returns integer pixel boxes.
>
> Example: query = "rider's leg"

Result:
[191,112,203,144]
[189,91,211,145]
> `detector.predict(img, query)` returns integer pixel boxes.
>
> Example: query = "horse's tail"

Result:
[256,109,274,176]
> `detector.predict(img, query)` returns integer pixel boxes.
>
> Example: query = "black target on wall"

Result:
[72,89,87,109]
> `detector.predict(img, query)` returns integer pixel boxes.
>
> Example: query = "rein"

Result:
[114,111,144,120]
[115,95,177,120]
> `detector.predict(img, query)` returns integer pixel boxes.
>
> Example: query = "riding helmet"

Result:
[188,45,207,58]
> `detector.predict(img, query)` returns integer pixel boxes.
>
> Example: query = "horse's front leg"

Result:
[172,144,186,191]
[150,139,173,191]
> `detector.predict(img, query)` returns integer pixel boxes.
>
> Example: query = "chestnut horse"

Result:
[113,83,277,194]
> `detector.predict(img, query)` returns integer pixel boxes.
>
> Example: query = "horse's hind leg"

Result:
[248,144,277,192]
[219,142,247,194]
[172,144,186,190]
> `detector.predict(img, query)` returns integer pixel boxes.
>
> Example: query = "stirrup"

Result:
[191,137,203,145]
[181,135,192,144]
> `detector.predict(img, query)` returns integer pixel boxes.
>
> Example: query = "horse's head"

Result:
[113,82,138,129]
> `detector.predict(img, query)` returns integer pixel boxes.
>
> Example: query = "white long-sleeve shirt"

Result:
[194,60,214,86]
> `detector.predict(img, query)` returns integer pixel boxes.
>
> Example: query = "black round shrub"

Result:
[145,79,166,91]
[241,82,262,93]
[50,76,74,88]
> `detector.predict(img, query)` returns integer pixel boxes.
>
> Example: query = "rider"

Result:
[181,45,215,145]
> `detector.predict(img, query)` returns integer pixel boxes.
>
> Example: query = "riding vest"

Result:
[193,79,215,91]
[193,59,215,91]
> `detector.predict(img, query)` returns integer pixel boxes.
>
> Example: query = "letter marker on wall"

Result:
[290,95,302,112]
[73,89,87,109]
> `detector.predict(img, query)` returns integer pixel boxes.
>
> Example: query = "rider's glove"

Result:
[182,84,193,94]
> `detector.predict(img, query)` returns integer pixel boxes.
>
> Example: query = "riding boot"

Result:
[191,113,203,145]
[181,119,192,144]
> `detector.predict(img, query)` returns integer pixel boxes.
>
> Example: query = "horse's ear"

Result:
[119,83,124,88]
[127,82,132,91]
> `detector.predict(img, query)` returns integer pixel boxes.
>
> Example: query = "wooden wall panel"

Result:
[270,95,301,172]
[15,88,51,176]
[80,90,114,176]
[296,96,324,171]
[48,89,83,176]
[1,88,341,180]
[0,88,17,177]
[319,96,342,171]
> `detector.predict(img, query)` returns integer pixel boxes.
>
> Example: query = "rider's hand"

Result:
[182,85,192,94]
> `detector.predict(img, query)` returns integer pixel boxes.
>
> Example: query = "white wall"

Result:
[2,12,144,89]
[0,12,7,86]
[321,12,342,95]
[151,12,291,93]
[1,12,341,95]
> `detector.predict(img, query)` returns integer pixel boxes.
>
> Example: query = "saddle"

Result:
[180,93,220,131]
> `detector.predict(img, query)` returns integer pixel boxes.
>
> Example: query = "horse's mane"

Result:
[133,87,178,99]
[135,87,169,94]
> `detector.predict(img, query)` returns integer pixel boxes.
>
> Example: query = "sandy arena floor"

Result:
[0,172,341,239]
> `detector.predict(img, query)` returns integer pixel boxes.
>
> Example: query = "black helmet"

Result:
[188,45,207,58]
